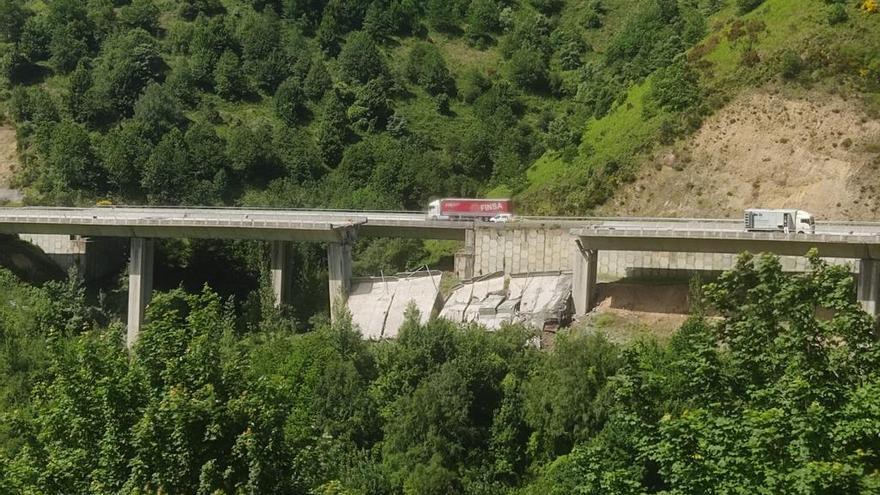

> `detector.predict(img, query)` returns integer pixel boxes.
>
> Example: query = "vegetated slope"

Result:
[518,0,880,215]
[0,0,875,229]
[600,88,880,219]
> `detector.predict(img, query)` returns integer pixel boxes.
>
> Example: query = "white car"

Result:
[489,213,513,223]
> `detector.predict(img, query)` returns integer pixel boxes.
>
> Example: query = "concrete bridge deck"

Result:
[570,226,880,317]
[0,206,471,240]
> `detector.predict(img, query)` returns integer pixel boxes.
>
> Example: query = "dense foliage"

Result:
[2,251,880,493]
[4,0,874,214]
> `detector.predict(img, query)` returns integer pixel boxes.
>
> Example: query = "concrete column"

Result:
[270,240,290,307]
[454,229,475,280]
[858,259,880,316]
[327,240,353,319]
[572,241,598,316]
[127,238,155,349]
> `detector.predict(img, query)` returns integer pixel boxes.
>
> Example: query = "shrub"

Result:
[274,76,306,126]
[645,60,702,112]
[406,43,454,96]
[779,49,803,80]
[508,49,549,92]
[466,0,500,47]
[737,0,765,14]
[827,3,848,24]
[338,31,387,84]
[119,0,160,34]
[214,50,247,100]
[460,68,490,103]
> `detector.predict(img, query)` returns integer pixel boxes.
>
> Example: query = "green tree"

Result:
[304,58,332,100]
[0,0,27,42]
[141,128,190,204]
[406,43,454,96]
[645,58,702,112]
[100,120,152,196]
[90,29,164,117]
[42,120,104,192]
[214,50,247,100]
[426,0,460,32]
[119,0,160,34]
[18,14,51,61]
[64,60,94,123]
[274,76,306,126]
[508,48,549,92]
[132,82,187,140]
[466,0,499,46]
[45,0,97,73]
[348,77,393,132]
[737,0,765,14]
[524,333,620,460]
[338,30,387,84]
[237,7,289,91]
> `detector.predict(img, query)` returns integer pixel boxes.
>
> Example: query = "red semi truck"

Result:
[427,198,514,221]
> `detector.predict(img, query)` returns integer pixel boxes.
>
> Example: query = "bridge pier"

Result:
[572,242,598,316]
[327,239,353,320]
[127,238,154,349]
[270,240,291,307]
[858,259,880,316]
[454,229,476,280]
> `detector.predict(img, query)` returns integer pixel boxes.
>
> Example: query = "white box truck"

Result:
[744,209,815,234]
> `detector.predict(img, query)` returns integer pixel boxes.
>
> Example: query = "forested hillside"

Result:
[1,0,877,214]
[3,253,880,493]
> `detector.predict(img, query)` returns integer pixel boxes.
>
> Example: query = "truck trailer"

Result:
[744,208,815,234]
[427,198,513,221]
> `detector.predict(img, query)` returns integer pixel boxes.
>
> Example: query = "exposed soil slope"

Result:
[600,90,880,220]
[0,125,23,203]
[0,126,18,187]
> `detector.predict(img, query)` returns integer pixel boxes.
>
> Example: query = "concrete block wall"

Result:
[19,234,89,273]
[474,227,571,277]
[18,234,128,280]
[471,227,859,281]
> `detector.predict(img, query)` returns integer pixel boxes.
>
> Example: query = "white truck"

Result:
[744,208,815,234]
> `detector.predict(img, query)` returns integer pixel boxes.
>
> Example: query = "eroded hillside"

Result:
[600,89,880,220]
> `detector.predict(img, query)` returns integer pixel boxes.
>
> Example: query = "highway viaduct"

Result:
[4,207,880,347]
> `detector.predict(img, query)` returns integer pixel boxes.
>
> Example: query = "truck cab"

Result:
[427,200,444,220]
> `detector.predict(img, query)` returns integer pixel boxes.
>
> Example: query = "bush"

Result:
[460,68,490,103]
[508,49,549,92]
[779,49,803,80]
[338,31,387,84]
[645,60,702,112]
[737,0,765,14]
[119,0,160,34]
[0,0,27,42]
[214,50,247,100]
[827,3,848,24]
[274,76,306,126]
[466,0,500,46]
[304,59,332,100]
[406,43,454,96]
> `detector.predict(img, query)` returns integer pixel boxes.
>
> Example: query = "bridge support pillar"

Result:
[454,229,475,280]
[858,259,880,316]
[572,242,598,316]
[327,240,353,320]
[270,241,291,307]
[127,238,154,349]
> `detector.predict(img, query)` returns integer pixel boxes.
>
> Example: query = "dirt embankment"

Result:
[0,125,23,202]
[601,90,880,220]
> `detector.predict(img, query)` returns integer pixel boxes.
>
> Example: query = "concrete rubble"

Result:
[348,270,574,338]
[441,271,573,331]
[347,270,444,339]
